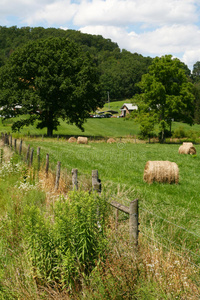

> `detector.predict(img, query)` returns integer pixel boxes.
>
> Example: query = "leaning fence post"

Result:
[19,139,22,155]
[92,170,101,193]
[72,168,78,190]
[37,147,40,171]
[129,199,139,248]
[55,161,61,190]
[30,148,34,166]
[45,153,49,178]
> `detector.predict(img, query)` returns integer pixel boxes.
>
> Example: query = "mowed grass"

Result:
[23,138,200,267]
[1,116,140,138]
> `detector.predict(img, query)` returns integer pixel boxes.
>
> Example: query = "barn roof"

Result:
[120,103,138,110]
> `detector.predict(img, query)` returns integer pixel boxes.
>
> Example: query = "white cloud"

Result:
[25,0,78,26]
[80,23,200,70]
[74,0,197,27]
[0,0,200,69]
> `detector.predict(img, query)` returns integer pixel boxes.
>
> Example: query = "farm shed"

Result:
[120,103,138,117]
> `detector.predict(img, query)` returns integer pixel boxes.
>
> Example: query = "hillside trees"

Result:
[0,37,103,136]
[0,26,152,102]
[99,49,152,101]
[134,55,195,141]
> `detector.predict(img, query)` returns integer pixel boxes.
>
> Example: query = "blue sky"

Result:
[1,0,200,70]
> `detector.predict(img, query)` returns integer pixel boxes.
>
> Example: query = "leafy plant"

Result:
[23,191,108,288]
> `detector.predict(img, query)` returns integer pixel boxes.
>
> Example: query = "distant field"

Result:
[0,116,140,138]
[1,114,200,140]
[23,138,200,266]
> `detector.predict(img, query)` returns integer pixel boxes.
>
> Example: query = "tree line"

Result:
[0,26,200,138]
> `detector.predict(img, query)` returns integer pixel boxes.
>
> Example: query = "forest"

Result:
[0,26,152,101]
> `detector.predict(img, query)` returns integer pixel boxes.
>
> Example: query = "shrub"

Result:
[172,126,186,138]
[23,191,108,289]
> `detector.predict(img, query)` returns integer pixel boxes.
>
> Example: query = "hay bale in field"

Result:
[143,161,179,184]
[178,143,196,155]
[68,137,77,143]
[107,138,116,143]
[77,136,88,144]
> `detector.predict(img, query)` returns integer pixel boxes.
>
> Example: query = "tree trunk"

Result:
[47,127,53,137]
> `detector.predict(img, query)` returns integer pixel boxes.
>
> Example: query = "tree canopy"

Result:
[0,37,103,136]
[0,26,153,102]
[134,55,195,140]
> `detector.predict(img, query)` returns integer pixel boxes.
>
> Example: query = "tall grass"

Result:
[1,127,200,299]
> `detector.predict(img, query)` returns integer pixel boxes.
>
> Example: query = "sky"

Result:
[1,0,200,71]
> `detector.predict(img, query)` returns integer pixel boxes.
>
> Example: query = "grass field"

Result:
[1,98,200,139]
[21,137,200,268]
[0,132,200,298]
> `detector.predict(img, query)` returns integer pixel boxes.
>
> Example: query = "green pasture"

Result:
[2,114,200,140]
[23,138,200,266]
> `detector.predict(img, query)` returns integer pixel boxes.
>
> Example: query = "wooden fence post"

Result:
[72,168,78,190]
[0,148,3,164]
[14,139,17,152]
[45,153,49,178]
[10,135,12,148]
[55,161,61,190]
[26,145,30,164]
[37,147,40,171]
[129,199,139,248]
[115,209,119,231]
[4,133,8,145]
[92,170,101,193]
[30,148,34,166]
[19,139,22,155]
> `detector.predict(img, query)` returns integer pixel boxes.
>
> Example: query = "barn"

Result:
[120,103,138,117]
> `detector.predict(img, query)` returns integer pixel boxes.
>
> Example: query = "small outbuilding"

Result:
[120,103,138,117]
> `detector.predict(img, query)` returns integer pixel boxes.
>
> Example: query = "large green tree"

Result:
[0,37,103,136]
[135,55,195,141]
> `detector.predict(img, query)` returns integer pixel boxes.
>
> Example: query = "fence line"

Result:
[0,132,199,259]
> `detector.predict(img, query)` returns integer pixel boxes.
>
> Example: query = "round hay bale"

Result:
[107,138,116,143]
[143,161,179,184]
[68,137,77,143]
[178,144,196,155]
[77,136,88,144]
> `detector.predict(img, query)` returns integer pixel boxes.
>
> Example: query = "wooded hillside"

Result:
[0,26,152,101]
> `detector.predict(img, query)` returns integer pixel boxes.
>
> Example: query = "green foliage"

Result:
[135,55,195,141]
[0,26,153,107]
[22,191,108,288]
[137,112,155,138]
[172,126,187,138]
[192,61,200,82]
[0,37,103,136]
[99,50,152,100]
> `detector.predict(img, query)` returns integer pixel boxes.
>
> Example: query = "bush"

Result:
[172,126,186,138]
[23,191,108,288]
